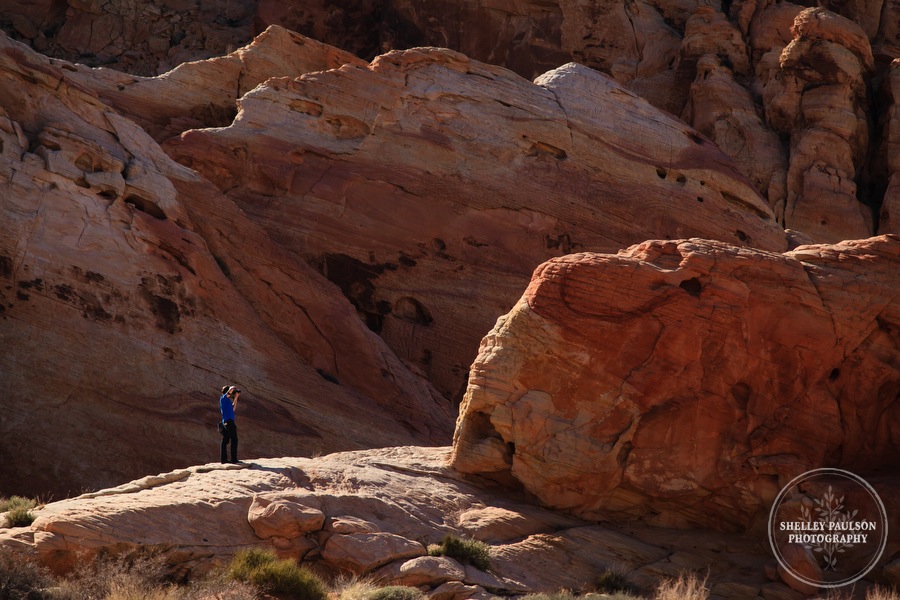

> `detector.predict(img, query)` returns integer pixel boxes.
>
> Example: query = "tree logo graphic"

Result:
[800,485,858,570]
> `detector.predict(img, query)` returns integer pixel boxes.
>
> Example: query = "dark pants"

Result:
[221,419,238,463]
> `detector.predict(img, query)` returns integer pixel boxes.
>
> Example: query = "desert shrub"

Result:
[367,585,425,600]
[227,548,272,583]
[520,592,578,600]
[0,546,55,600]
[104,579,180,600]
[427,535,490,571]
[655,573,708,600]
[180,573,257,600]
[0,497,37,528]
[227,548,327,599]
[594,568,641,596]
[53,548,184,600]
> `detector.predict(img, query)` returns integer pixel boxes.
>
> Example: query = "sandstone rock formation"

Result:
[4,0,892,245]
[765,8,874,242]
[392,0,894,241]
[63,25,366,144]
[0,22,801,500]
[0,446,841,599]
[0,32,453,499]
[1,0,894,409]
[451,235,900,531]
[165,47,788,401]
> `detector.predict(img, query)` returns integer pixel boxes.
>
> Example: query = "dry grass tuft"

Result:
[655,573,709,600]
[333,575,381,600]
[864,587,900,600]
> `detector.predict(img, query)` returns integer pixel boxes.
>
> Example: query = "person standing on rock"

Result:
[220,385,240,463]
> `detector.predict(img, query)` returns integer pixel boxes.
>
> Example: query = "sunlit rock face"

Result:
[451,236,900,531]
[0,33,453,498]
[165,48,787,401]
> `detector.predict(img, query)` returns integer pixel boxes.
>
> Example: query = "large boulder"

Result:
[450,235,900,530]
[2,0,898,245]
[322,533,426,574]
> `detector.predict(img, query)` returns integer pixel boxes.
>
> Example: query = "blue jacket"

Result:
[220,394,235,422]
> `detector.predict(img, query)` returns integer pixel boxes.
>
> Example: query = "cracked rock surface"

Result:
[0,446,825,599]
[451,235,900,531]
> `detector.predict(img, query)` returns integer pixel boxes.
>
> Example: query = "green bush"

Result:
[427,535,490,571]
[367,585,425,600]
[0,496,37,528]
[227,548,327,599]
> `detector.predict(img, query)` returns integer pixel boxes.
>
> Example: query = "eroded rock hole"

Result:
[656,167,667,179]
[318,253,395,334]
[139,277,181,333]
[687,132,705,144]
[125,194,167,220]
[317,368,340,384]
[527,141,568,159]
[213,255,231,279]
[0,255,12,279]
[679,277,702,297]
[393,296,433,325]
[463,411,510,466]
[74,153,94,172]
